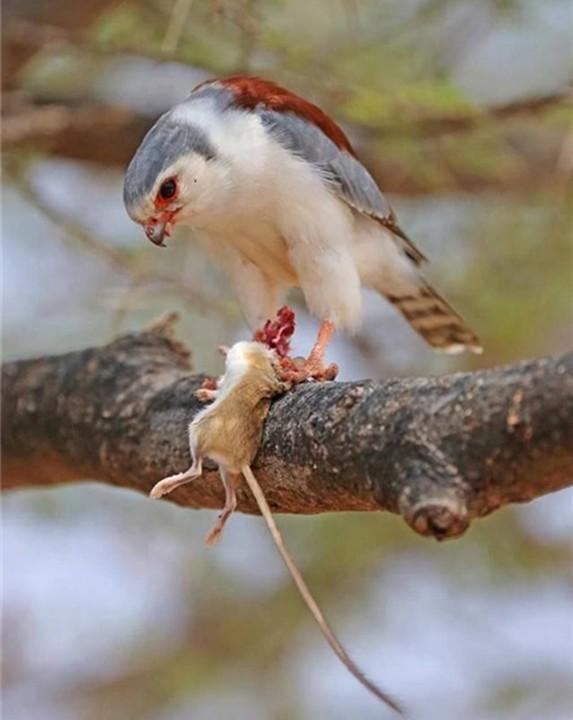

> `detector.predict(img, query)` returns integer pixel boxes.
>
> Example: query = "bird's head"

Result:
[123,109,228,246]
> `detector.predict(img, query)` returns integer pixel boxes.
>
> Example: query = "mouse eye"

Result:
[157,177,177,202]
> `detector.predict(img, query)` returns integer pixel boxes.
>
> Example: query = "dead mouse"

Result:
[150,341,403,714]
[150,341,286,543]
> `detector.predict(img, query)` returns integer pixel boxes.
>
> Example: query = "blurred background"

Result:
[2,1,572,718]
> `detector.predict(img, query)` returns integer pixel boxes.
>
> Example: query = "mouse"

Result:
[150,341,287,543]
[150,340,403,715]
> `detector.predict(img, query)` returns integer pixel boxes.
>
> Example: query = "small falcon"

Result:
[124,75,481,374]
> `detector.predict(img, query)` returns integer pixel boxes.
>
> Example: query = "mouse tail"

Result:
[241,465,404,715]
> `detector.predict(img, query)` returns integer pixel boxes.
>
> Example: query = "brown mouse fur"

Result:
[193,342,285,473]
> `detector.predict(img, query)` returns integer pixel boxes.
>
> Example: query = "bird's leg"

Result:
[204,469,241,546]
[307,320,336,372]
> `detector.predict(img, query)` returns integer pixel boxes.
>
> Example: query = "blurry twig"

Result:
[8,164,129,270]
[556,131,573,179]
[4,19,570,140]
[2,19,570,197]
[361,88,573,140]
[341,0,361,37]
[6,165,230,319]
[161,0,195,55]
[2,103,143,150]
[235,0,260,71]
[2,19,201,68]
[3,97,569,196]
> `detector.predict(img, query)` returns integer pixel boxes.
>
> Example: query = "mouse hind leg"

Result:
[149,436,203,499]
[204,468,241,546]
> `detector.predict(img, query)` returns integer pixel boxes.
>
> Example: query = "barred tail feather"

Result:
[386,283,482,354]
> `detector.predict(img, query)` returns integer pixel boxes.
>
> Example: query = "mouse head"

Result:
[225,341,278,376]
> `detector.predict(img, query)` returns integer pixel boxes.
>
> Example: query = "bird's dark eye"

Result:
[158,178,177,201]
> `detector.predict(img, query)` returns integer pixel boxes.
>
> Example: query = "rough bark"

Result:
[2,320,572,540]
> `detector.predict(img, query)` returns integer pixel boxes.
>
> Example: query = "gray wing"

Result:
[258,109,426,265]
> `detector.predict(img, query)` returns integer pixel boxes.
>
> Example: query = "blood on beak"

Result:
[145,221,170,247]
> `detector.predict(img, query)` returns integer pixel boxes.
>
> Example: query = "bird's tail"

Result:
[386,282,482,354]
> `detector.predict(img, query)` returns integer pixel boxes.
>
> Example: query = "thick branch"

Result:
[2,324,572,540]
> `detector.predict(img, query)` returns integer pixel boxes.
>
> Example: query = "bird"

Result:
[123,75,481,376]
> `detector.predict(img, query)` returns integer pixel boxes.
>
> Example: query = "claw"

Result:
[278,355,339,384]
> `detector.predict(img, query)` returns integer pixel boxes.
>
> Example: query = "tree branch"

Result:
[2,321,572,540]
[359,89,572,140]
[2,17,570,195]
[4,97,569,196]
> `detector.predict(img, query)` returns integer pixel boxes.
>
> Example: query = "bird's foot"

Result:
[278,355,339,384]
[278,318,338,383]
[254,310,338,382]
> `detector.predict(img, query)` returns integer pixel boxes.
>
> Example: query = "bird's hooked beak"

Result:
[144,220,172,247]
